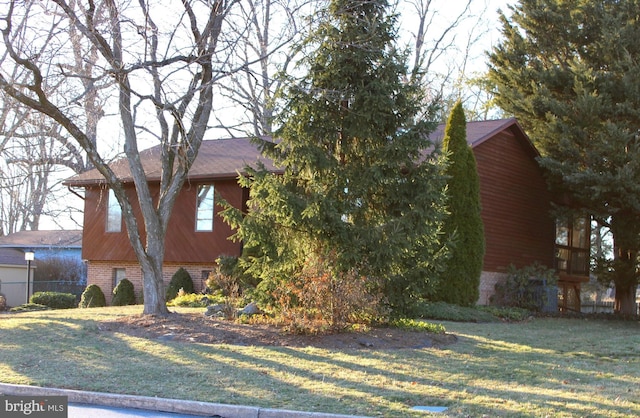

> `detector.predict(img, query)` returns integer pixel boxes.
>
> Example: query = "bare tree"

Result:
[0,69,84,233]
[211,0,315,137]
[0,0,238,315]
[0,0,110,233]
[0,117,55,232]
[0,98,94,232]
[403,0,493,121]
[207,0,500,138]
[214,0,497,136]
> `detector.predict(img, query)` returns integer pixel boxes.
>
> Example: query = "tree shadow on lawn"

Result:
[1,314,638,417]
[172,335,639,417]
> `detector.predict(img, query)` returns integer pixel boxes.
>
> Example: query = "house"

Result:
[430,118,589,307]
[0,230,82,307]
[64,119,589,306]
[64,138,278,302]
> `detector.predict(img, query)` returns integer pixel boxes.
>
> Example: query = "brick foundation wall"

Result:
[89,262,507,306]
[477,271,507,305]
[87,261,216,305]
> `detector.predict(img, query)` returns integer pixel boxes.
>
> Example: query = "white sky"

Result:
[39,0,517,231]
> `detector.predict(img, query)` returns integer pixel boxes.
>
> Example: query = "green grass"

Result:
[0,306,638,417]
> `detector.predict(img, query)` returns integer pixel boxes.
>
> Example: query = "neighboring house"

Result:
[64,119,589,306]
[0,230,82,307]
[0,248,34,308]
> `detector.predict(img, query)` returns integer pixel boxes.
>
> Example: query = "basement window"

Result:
[113,268,126,289]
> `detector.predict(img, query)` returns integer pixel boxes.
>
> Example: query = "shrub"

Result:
[205,265,242,319]
[390,318,446,334]
[270,254,387,333]
[206,265,240,298]
[10,303,50,312]
[216,254,260,289]
[33,256,87,287]
[0,294,6,311]
[476,305,531,321]
[79,284,106,308]
[413,300,498,322]
[30,292,76,309]
[166,268,195,301]
[435,102,484,306]
[112,279,136,306]
[168,293,224,307]
[491,263,558,312]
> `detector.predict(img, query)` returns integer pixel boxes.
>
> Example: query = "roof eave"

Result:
[63,170,285,188]
[470,117,540,157]
[469,117,518,147]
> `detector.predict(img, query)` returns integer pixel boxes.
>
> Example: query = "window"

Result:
[555,214,590,276]
[196,184,215,231]
[106,189,122,232]
[113,268,126,288]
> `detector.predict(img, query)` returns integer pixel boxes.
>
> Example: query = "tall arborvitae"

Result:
[436,102,485,306]
[223,0,449,315]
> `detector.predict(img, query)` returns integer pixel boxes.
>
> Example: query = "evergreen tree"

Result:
[487,0,640,314]
[224,0,448,315]
[435,102,484,306]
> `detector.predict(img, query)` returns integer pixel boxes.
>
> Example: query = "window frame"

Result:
[106,188,122,232]
[555,214,590,276]
[113,268,126,289]
[195,184,215,232]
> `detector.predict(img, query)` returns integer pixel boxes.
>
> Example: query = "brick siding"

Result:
[87,261,215,304]
[477,271,507,305]
[89,262,506,306]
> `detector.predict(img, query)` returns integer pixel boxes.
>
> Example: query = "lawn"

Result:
[0,306,638,417]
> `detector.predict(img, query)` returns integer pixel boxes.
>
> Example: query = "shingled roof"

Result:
[429,117,536,151]
[64,137,279,187]
[64,119,532,187]
[0,230,82,249]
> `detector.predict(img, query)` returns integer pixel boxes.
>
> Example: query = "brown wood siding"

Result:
[473,129,555,272]
[165,179,242,262]
[82,179,243,263]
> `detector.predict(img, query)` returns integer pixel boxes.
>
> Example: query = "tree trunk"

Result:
[610,213,640,316]
[614,283,637,315]
[140,257,169,316]
[1,0,225,318]
[612,259,638,316]
[117,187,171,316]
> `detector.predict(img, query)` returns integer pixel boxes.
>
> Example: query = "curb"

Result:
[0,383,369,418]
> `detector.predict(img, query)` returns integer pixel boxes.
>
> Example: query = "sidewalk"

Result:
[0,383,369,418]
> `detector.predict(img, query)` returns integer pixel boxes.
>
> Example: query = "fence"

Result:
[0,281,85,308]
[32,281,86,298]
[580,300,640,316]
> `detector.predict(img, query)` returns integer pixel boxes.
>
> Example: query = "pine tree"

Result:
[435,102,484,306]
[224,0,448,315]
[487,0,640,314]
